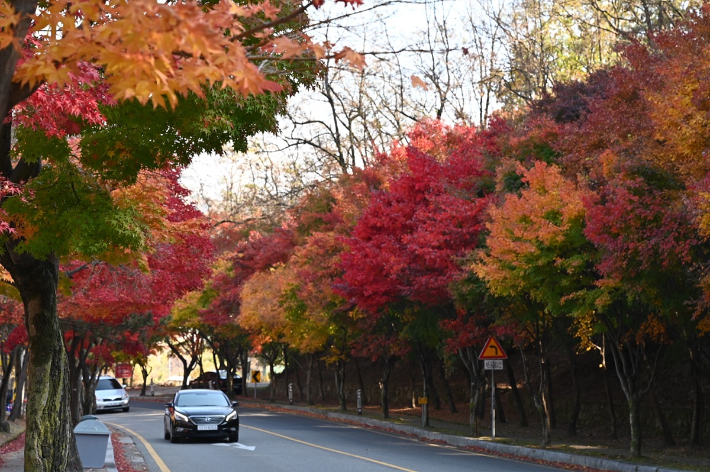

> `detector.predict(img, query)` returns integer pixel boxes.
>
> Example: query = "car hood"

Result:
[175,406,235,416]
[95,388,126,400]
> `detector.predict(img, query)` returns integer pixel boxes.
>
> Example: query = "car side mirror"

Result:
[232,401,239,407]
[165,402,174,408]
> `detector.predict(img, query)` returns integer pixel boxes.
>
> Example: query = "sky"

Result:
[180,0,470,207]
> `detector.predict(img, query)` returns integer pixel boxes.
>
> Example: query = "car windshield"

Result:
[176,392,229,407]
[96,379,122,390]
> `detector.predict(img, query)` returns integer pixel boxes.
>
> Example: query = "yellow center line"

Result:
[242,424,418,472]
[105,422,171,472]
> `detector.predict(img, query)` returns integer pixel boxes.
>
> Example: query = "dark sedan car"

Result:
[164,389,239,443]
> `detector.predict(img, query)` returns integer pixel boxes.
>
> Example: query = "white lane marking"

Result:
[213,442,256,451]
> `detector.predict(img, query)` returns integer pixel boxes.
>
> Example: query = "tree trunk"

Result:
[380,356,396,419]
[335,359,347,410]
[506,357,528,427]
[459,347,484,436]
[65,338,80,424]
[519,344,551,447]
[605,323,645,458]
[421,377,429,427]
[68,355,82,424]
[80,361,99,417]
[294,357,304,401]
[566,346,580,437]
[406,362,417,408]
[284,348,290,399]
[268,357,276,402]
[354,358,368,405]
[540,378,552,447]
[305,354,314,405]
[601,335,618,439]
[427,367,441,411]
[6,254,82,471]
[415,345,431,427]
[9,348,29,421]
[240,349,249,397]
[469,380,482,436]
[649,378,674,446]
[418,349,440,410]
[629,395,642,458]
[477,381,488,419]
[438,360,458,414]
[140,363,149,396]
[494,384,506,423]
[545,359,556,430]
[317,359,325,402]
[0,346,16,427]
[690,349,704,446]
[166,339,197,390]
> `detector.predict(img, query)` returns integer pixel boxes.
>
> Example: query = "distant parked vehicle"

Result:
[189,371,242,395]
[95,375,130,412]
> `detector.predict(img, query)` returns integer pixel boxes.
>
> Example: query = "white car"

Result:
[95,376,130,412]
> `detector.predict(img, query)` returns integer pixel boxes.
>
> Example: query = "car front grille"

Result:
[102,397,122,402]
[191,416,225,424]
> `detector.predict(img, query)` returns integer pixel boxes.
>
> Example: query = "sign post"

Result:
[115,364,132,379]
[478,337,507,439]
[418,396,428,428]
[251,371,261,399]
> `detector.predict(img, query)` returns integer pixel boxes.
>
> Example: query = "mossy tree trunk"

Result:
[2,251,82,471]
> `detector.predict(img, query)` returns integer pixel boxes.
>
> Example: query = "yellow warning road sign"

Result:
[251,370,261,383]
[478,336,508,360]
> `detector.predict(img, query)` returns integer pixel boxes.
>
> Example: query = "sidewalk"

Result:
[0,437,115,472]
[0,421,143,472]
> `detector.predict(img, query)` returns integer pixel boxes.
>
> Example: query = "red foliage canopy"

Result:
[338,122,492,313]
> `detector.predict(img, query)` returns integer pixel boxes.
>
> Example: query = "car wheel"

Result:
[122,406,130,412]
[164,427,170,440]
[169,426,179,443]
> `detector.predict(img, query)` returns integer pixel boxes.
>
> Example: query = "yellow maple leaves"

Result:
[474,161,588,295]
[0,2,20,49]
[10,0,359,109]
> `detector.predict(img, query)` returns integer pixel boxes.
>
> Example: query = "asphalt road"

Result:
[101,400,561,472]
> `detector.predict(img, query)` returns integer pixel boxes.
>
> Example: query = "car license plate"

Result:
[197,425,218,431]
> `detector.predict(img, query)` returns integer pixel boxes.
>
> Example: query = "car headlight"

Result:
[225,410,238,422]
[122,393,129,400]
[174,411,190,422]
